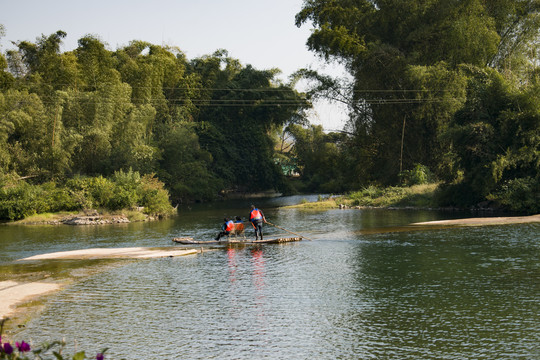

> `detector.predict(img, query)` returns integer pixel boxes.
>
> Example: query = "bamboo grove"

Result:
[0,28,310,219]
[1,0,540,219]
[293,0,540,212]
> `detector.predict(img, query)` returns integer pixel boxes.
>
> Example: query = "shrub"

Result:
[0,181,40,220]
[434,182,483,208]
[346,184,438,207]
[487,177,540,214]
[399,164,433,186]
[0,170,174,220]
[64,176,94,210]
[139,174,175,216]
[88,176,115,209]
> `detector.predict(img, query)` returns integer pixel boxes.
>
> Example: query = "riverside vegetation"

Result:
[288,183,441,210]
[1,319,107,360]
[0,169,174,221]
[1,0,539,222]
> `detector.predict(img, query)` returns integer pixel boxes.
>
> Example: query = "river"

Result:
[1,195,539,359]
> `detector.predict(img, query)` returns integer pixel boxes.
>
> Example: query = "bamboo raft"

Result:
[172,237,303,245]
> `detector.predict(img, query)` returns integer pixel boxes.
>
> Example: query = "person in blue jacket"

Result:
[215,217,234,241]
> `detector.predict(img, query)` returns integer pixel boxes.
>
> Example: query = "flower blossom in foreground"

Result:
[15,340,31,352]
[96,353,105,360]
[2,342,14,354]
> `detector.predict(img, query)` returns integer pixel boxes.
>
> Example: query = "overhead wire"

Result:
[9,79,468,93]
[29,97,464,107]
[6,80,468,107]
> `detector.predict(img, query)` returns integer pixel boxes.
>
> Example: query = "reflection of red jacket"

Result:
[250,209,263,222]
[225,220,234,232]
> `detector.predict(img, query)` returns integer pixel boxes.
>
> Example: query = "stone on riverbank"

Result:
[62,215,130,225]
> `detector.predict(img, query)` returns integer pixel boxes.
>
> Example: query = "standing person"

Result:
[249,205,266,240]
[216,217,234,241]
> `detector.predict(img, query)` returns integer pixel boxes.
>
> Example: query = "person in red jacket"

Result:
[249,205,266,240]
[215,217,235,241]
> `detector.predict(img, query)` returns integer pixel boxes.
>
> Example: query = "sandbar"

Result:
[0,281,62,319]
[2,247,198,322]
[18,247,198,261]
[411,214,540,227]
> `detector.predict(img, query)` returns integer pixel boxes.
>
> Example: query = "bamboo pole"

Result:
[265,221,312,241]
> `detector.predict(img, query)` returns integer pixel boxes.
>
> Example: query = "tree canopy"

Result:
[292,0,539,212]
[0,31,310,209]
[1,2,539,216]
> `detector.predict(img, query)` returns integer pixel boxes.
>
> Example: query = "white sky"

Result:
[0,0,349,130]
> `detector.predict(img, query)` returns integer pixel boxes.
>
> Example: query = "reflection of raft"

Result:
[172,237,302,245]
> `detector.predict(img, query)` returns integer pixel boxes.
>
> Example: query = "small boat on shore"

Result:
[172,236,303,245]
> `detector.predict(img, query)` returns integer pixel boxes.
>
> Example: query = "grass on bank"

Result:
[11,211,78,224]
[10,209,150,224]
[286,184,439,210]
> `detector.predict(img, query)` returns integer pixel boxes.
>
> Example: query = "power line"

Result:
[28,97,463,107]
[7,80,469,94]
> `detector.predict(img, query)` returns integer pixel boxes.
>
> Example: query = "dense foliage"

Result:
[0,27,309,219]
[0,169,174,220]
[1,0,539,217]
[293,0,539,212]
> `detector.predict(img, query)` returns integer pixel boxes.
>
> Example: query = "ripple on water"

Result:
[17,217,540,359]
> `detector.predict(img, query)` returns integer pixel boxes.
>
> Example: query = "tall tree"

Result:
[288,124,347,192]
[296,0,539,185]
[1,31,310,202]
[444,67,540,207]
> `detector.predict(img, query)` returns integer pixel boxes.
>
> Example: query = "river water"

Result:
[1,196,539,359]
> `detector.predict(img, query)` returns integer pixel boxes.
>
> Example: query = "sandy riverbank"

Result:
[0,281,62,320]
[18,247,198,261]
[411,214,540,227]
[1,247,198,323]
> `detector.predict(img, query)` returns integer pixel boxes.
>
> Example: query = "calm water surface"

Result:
[1,196,539,359]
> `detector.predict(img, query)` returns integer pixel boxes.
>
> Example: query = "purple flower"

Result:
[15,341,31,352]
[3,342,14,355]
[96,353,105,360]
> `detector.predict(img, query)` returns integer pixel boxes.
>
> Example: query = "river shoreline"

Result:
[2,211,157,226]
[0,247,199,337]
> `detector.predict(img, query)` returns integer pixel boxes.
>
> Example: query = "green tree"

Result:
[0,24,14,90]
[1,90,50,178]
[190,51,309,192]
[158,124,220,202]
[446,68,540,207]
[1,30,310,206]
[288,124,347,192]
[487,0,540,71]
[296,0,540,194]
[75,35,119,90]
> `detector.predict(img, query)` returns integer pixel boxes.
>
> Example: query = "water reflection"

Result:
[226,248,267,337]
[251,249,267,335]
